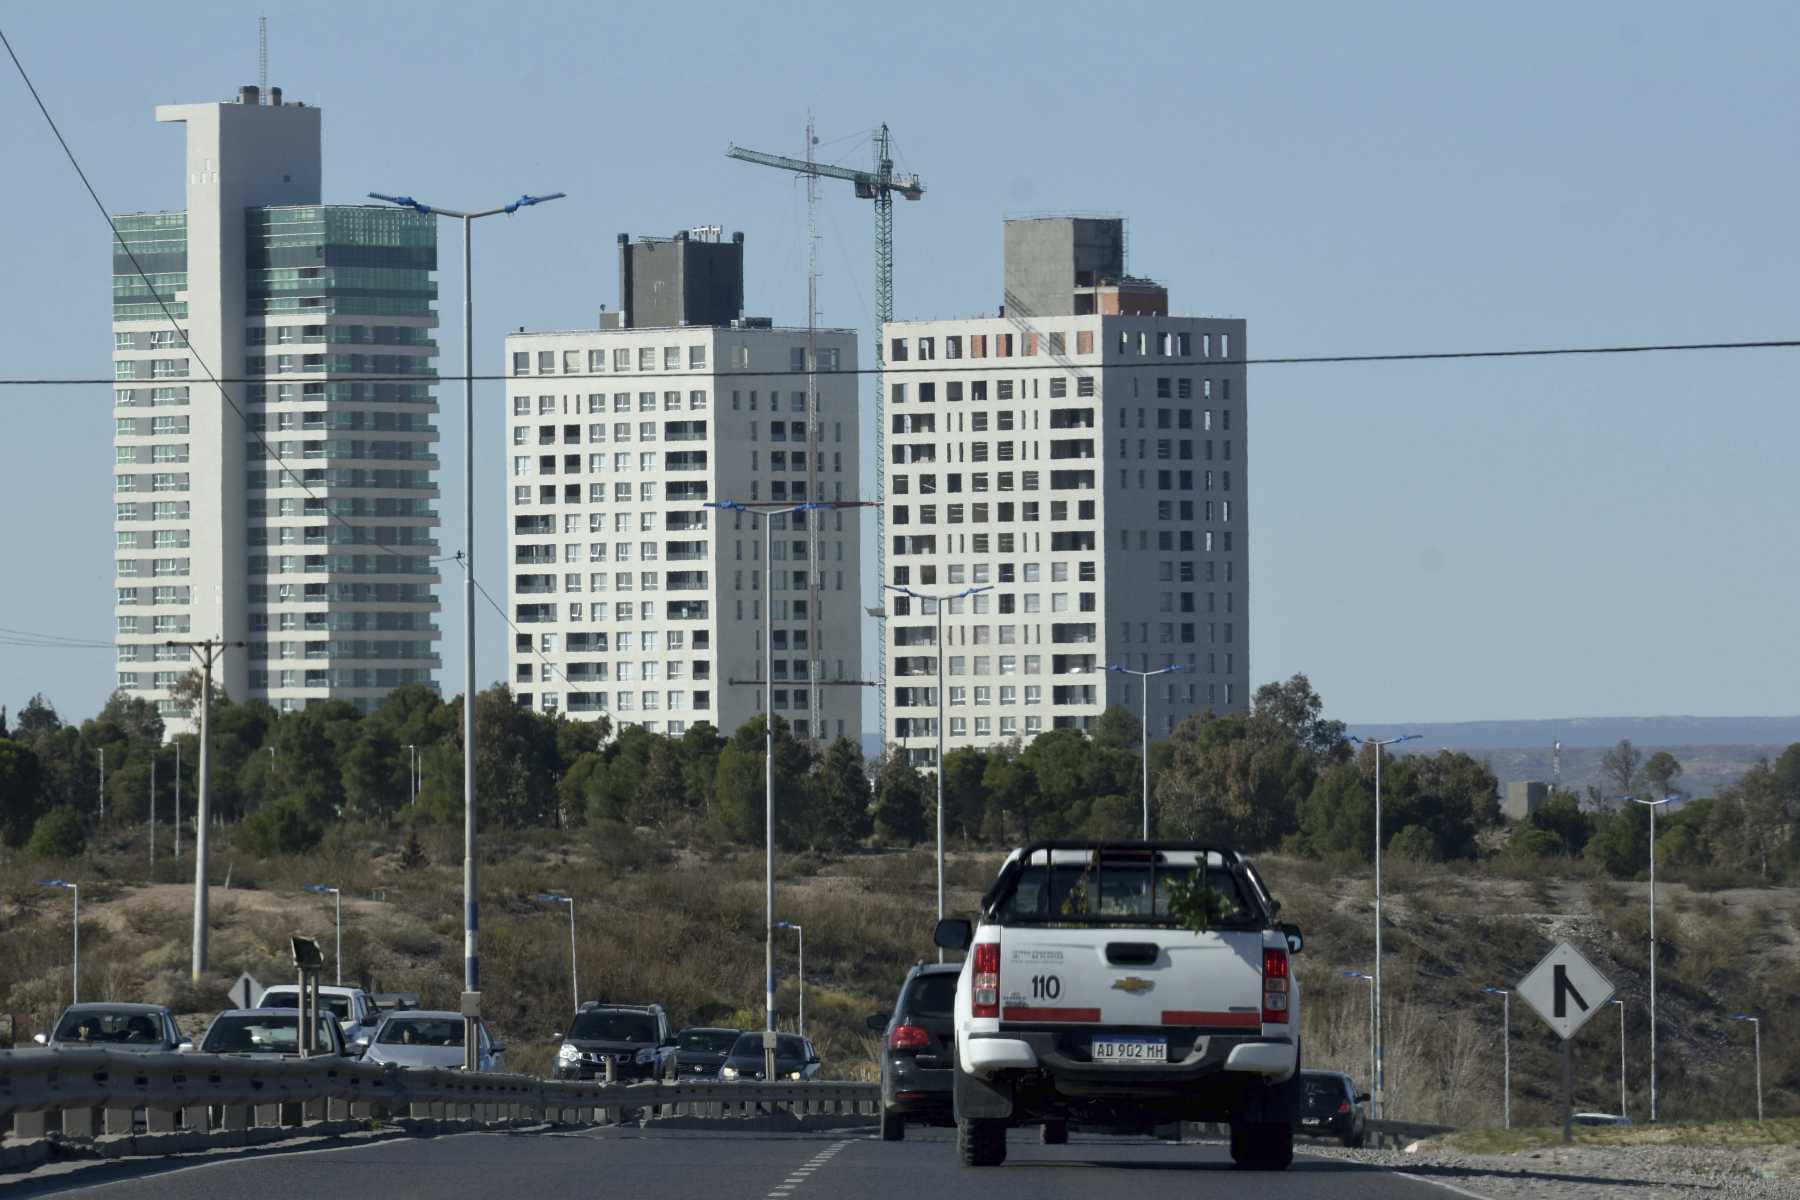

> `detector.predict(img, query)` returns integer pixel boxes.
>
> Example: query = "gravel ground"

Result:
[1297,1140,1800,1200]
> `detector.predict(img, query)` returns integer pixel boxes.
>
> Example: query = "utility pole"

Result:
[97,747,105,823]
[168,638,243,983]
[174,740,181,859]
[149,751,157,870]
[1350,732,1420,1123]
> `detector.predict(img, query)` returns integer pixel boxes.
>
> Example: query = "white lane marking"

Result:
[52,1128,437,1192]
[765,1137,853,1199]
[1395,1171,1495,1200]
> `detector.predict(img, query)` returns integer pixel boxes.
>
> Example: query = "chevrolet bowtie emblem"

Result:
[1111,977,1154,995]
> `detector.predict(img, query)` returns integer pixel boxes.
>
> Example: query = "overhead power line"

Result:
[1,336,1796,390]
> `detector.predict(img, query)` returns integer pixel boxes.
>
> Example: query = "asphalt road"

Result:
[15,1126,1464,1200]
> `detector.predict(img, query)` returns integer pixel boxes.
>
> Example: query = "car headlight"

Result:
[558,1043,579,1062]
[788,1070,803,1080]
[721,1064,738,1079]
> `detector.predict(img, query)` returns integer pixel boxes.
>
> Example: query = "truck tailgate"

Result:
[997,925,1265,1031]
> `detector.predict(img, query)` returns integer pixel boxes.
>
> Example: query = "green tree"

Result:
[1643,750,1683,800]
[805,736,873,849]
[1157,712,1314,850]
[341,724,409,820]
[1501,822,1563,863]
[1386,823,1439,862]
[1091,705,1141,753]
[0,738,45,846]
[1599,739,1643,803]
[981,749,1038,842]
[1587,804,1651,878]
[270,699,359,822]
[26,805,85,858]
[940,747,992,841]
[872,750,927,844]
[1529,788,1593,856]
[1251,673,1349,763]
[1293,762,1373,858]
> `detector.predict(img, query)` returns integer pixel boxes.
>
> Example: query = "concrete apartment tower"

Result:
[882,217,1246,762]
[112,86,441,727]
[504,230,862,742]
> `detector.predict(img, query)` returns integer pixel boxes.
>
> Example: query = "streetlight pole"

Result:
[1349,732,1420,1122]
[706,500,820,1075]
[169,637,242,983]
[1482,985,1511,1129]
[1104,662,1189,838]
[536,894,579,1011]
[97,748,105,823]
[887,582,991,958]
[39,880,78,1004]
[1344,970,1375,1106]
[303,885,342,985]
[149,751,157,869]
[1729,1015,1762,1122]
[1627,793,1675,1121]
[407,744,417,807]
[371,190,565,1070]
[174,740,181,859]
[776,922,805,1038]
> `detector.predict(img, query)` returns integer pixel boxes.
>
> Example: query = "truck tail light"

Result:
[889,1023,932,1051]
[1262,946,1289,1025]
[972,942,1000,1019]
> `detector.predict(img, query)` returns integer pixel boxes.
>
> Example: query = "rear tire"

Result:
[1230,1121,1294,1170]
[881,1107,906,1142]
[1040,1120,1069,1145]
[958,1117,1007,1166]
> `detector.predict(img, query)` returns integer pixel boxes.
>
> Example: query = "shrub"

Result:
[25,806,85,859]
[236,797,323,856]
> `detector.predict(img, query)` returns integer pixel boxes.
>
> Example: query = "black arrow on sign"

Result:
[1553,964,1589,1019]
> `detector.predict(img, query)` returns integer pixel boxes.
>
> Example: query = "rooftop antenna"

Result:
[258,16,268,98]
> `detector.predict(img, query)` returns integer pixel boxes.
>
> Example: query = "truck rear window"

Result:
[993,862,1256,925]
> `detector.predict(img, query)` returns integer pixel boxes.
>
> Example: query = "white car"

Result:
[257,985,378,1042]
[936,842,1305,1169]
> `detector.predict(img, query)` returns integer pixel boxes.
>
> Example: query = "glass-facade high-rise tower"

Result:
[111,86,441,725]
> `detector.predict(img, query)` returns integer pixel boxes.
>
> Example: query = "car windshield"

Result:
[377,1018,465,1047]
[1301,1077,1346,1114]
[993,859,1256,925]
[731,1033,806,1059]
[54,1010,164,1044]
[904,975,958,1019]
[202,1014,335,1054]
[260,991,352,1021]
[567,1012,657,1043]
[678,1030,738,1054]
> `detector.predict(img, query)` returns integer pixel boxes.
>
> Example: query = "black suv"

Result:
[868,962,961,1141]
[1297,1070,1368,1147]
[553,1002,677,1082]
[672,1026,741,1079]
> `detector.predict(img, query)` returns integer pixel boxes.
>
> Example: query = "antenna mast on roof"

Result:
[258,17,268,97]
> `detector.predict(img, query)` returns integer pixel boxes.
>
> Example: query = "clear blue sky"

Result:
[3,1,1797,728]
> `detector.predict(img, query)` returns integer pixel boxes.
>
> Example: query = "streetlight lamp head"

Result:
[368,192,429,214]
[1481,985,1508,995]
[39,879,74,889]
[1729,1013,1756,1022]
[703,500,742,512]
[504,192,567,214]
[301,883,337,896]
[536,892,571,904]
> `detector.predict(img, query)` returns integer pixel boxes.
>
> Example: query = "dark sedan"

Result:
[673,1027,740,1079]
[869,962,959,1141]
[718,1032,820,1082]
[1297,1070,1368,1147]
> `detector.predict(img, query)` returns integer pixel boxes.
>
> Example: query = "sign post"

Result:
[1518,942,1615,1143]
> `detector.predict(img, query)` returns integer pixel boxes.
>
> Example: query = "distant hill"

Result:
[1348,716,1800,799]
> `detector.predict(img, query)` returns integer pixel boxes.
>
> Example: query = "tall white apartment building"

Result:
[112,85,440,725]
[504,231,862,741]
[883,217,1246,761]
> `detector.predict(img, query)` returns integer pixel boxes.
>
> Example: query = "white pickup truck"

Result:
[935,842,1305,1169]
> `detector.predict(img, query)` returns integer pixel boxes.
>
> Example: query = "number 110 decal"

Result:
[1030,974,1062,1000]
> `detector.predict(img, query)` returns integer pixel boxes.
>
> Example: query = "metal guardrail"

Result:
[0,1047,878,1162]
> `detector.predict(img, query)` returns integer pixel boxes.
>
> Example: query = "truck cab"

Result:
[936,842,1304,1169]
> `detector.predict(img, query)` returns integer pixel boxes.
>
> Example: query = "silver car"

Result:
[36,1003,187,1052]
[358,1010,505,1072]
[196,1008,349,1058]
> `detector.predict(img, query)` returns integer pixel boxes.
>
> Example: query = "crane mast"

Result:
[725,125,924,753]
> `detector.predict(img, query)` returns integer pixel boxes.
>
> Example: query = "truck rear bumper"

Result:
[964,1029,1296,1090]
[962,1037,1038,1077]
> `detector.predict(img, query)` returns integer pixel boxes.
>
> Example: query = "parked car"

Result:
[718,1032,821,1082]
[195,1008,349,1058]
[1297,1070,1368,1147]
[870,962,961,1141]
[35,1003,187,1053]
[256,985,379,1041]
[672,1027,741,1079]
[553,1002,676,1082]
[360,1011,505,1072]
[937,842,1305,1169]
